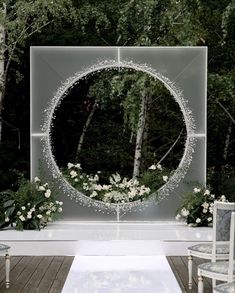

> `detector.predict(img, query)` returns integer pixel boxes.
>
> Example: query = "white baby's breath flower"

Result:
[44,189,51,198]
[204,189,210,195]
[196,218,201,223]
[19,215,25,221]
[175,214,181,220]
[149,164,156,170]
[34,177,40,183]
[181,208,190,217]
[70,170,77,178]
[163,176,168,182]
[21,206,26,211]
[207,217,212,222]
[67,162,74,169]
[5,217,9,222]
[37,214,43,219]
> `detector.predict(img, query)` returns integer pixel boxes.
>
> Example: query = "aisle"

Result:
[62,255,181,293]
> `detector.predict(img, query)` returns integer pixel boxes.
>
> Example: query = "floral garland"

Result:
[63,162,170,204]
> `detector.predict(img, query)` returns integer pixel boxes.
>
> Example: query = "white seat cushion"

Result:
[188,243,229,254]
[198,261,235,275]
[214,281,235,293]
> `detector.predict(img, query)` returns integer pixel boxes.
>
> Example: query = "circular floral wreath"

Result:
[41,60,196,213]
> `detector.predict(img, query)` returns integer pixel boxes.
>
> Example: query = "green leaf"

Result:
[3,199,15,208]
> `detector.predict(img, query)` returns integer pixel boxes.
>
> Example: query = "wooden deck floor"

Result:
[0,256,213,293]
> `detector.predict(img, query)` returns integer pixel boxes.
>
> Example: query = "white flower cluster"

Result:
[67,164,151,203]
[148,163,169,182]
[175,186,228,226]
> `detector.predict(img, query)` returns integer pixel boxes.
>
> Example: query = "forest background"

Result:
[0,0,234,200]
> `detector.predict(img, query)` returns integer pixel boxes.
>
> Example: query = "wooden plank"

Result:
[49,256,74,293]
[22,256,54,293]
[0,256,31,293]
[167,256,188,293]
[0,256,23,286]
[6,256,43,293]
[36,256,64,293]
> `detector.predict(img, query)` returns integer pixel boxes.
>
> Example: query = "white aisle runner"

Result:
[62,255,182,293]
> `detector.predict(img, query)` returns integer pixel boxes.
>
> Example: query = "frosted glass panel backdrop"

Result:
[30,47,207,221]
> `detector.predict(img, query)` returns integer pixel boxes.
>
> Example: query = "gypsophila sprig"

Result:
[0,178,63,231]
[175,185,228,227]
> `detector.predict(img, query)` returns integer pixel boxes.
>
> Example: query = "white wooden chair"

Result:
[197,202,235,293]
[213,281,235,293]
[187,201,231,289]
[0,243,10,288]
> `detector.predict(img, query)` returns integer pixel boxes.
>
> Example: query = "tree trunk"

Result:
[132,92,148,179]
[75,99,98,161]
[0,3,6,144]
[223,120,232,162]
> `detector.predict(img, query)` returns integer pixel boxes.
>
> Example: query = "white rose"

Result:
[38,186,46,191]
[163,176,168,182]
[201,202,209,209]
[74,178,78,182]
[196,218,201,223]
[17,211,21,216]
[37,214,43,219]
[207,217,212,222]
[19,215,25,221]
[67,162,74,169]
[210,194,215,199]
[30,207,35,212]
[75,163,82,169]
[204,189,210,195]
[149,164,156,170]
[34,177,40,183]
[181,208,190,217]
[46,210,51,215]
[175,214,181,220]
[203,208,207,213]
[220,195,226,202]
[70,170,77,178]
[90,191,98,198]
[58,207,63,213]
[59,201,63,206]
[45,189,51,198]
[193,188,201,193]
[27,213,32,219]
[21,206,26,210]
[5,217,9,222]
[157,164,162,170]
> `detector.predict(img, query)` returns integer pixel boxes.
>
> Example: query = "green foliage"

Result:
[0,178,63,231]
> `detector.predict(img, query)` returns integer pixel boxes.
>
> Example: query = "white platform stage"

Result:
[0,221,212,256]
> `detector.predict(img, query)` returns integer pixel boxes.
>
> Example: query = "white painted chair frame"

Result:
[0,244,10,289]
[188,202,231,289]
[197,202,235,293]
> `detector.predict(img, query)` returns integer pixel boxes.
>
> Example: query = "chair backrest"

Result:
[228,212,235,282]
[212,201,235,262]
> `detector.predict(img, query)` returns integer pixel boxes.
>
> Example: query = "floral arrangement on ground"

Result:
[176,185,228,227]
[62,162,171,204]
[0,177,63,231]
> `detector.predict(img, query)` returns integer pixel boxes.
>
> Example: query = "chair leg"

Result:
[198,275,204,293]
[5,253,10,289]
[212,278,216,289]
[188,255,193,289]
